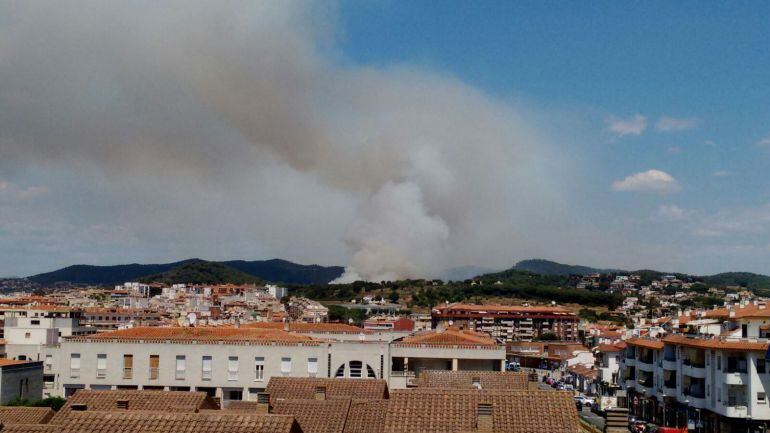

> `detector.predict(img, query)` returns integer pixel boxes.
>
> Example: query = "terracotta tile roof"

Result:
[397,329,498,346]
[662,334,770,351]
[343,400,386,433]
[594,342,627,353]
[383,389,579,433]
[626,338,664,350]
[242,322,373,334]
[42,411,301,433]
[434,303,574,314]
[267,377,389,401]
[416,370,529,390]
[50,390,218,423]
[66,326,316,344]
[272,399,351,433]
[0,426,57,433]
[0,359,34,367]
[0,407,54,425]
[225,401,263,411]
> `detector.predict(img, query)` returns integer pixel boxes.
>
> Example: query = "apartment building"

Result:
[82,307,163,330]
[621,305,770,433]
[287,297,328,323]
[1,306,95,361]
[42,323,508,399]
[431,303,579,341]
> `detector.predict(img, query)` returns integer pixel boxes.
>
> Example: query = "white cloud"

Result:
[606,114,647,137]
[757,136,770,148]
[712,170,732,177]
[657,204,687,221]
[654,116,699,132]
[612,169,681,194]
[0,181,49,201]
[667,146,682,154]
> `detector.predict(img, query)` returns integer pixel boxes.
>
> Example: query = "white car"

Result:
[573,396,594,407]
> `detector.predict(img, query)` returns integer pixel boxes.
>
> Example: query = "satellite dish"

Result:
[187,312,197,326]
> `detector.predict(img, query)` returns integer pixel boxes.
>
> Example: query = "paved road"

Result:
[537,382,605,431]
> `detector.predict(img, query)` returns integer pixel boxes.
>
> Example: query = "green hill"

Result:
[138,261,263,285]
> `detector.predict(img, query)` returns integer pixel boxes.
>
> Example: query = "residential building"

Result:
[287,297,328,323]
[0,359,44,404]
[431,303,579,341]
[1,306,94,361]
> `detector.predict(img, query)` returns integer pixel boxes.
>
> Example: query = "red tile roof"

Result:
[397,329,498,346]
[0,407,54,425]
[66,326,316,344]
[267,378,389,401]
[272,399,351,433]
[662,334,769,351]
[626,338,664,350]
[417,370,529,390]
[242,322,372,334]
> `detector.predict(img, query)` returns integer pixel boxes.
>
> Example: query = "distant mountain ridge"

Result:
[29,258,344,286]
[506,259,770,290]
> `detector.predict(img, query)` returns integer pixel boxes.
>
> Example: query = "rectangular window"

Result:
[31,320,40,325]
[44,355,52,371]
[149,355,159,380]
[202,356,212,380]
[123,354,133,379]
[308,358,318,376]
[96,354,107,378]
[255,357,265,381]
[228,356,239,381]
[758,359,767,374]
[281,357,292,374]
[70,354,80,378]
[175,355,186,380]
[24,332,31,339]
[759,392,767,403]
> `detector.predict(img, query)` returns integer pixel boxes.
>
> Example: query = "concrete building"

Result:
[0,360,44,404]
[621,303,770,433]
[1,306,94,362]
[431,303,579,341]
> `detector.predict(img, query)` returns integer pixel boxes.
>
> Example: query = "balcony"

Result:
[662,359,677,370]
[624,358,636,367]
[637,361,655,372]
[625,379,636,389]
[662,381,677,395]
[723,371,748,385]
[722,405,748,418]
[682,364,706,378]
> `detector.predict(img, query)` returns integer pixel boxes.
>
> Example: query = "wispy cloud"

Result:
[606,114,647,137]
[612,169,680,194]
[757,136,770,148]
[712,170,732,177]
[667,146,682,154]
[0,181,49,201]
[657,204,687,221]
[654,116,699,132]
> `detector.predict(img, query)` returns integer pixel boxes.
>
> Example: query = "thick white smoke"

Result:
[0,1,569,281]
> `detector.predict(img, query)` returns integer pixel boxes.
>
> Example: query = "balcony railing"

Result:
[123,368,133,379]
[149,368,159,380]
[684,388,705,399]
[664,380,676,389]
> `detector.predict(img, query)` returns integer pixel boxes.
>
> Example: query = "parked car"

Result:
[573,396,594,407]
[563,384,574,391]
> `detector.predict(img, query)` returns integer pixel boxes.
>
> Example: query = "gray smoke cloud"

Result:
[0,1,572,280]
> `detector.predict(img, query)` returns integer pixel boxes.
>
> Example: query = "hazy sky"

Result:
[2,1,770,277]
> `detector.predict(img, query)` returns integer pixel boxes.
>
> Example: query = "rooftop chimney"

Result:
[314,386,327,400]
[116,400,129,410]
[256,392,271,413]
[476,403,493,432]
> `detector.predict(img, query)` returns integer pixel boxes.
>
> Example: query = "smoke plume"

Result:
[0,1,568,280]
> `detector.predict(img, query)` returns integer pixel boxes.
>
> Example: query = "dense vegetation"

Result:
[30,258,343,286]
[139,261,263,285]
[7,396,66,411]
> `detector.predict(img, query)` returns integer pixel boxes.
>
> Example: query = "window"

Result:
[255,357,265,381]
[24,332,31,339]
[308,358,318,376]
[149,355,159,380]
[70,354,80,378]
[123,355,133,379]
[349,361,362,378]
[281,357,292,374]
[31,320,40,325]
[758,358,767,374]
[175,355,186,380]
[44,355,52,372]
[96,354,107,378]
[717,356,721,370]
[202,356,212,380]
[759,392,767,403]
[228,356,239,381]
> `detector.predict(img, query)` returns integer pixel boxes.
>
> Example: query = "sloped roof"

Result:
[267,378,389,401]
[66,326,315,344]
[416,370,529,390]
[242,322,372,334]
[594,342,627,353]
[383,389,579,433]
[51,390,218,423]
[397,329,498,346]
[663,334,769,351]
[38,411,301,433]
[272,399,351,433]
[343,400,387,433]
[625,338,664,350]
[0,407,54,425]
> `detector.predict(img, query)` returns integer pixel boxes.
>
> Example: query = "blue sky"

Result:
[1,1,770,277]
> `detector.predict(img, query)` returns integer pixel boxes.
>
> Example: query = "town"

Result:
[0,263,765,433]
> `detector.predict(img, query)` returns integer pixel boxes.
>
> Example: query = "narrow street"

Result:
[538,381,606,431]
